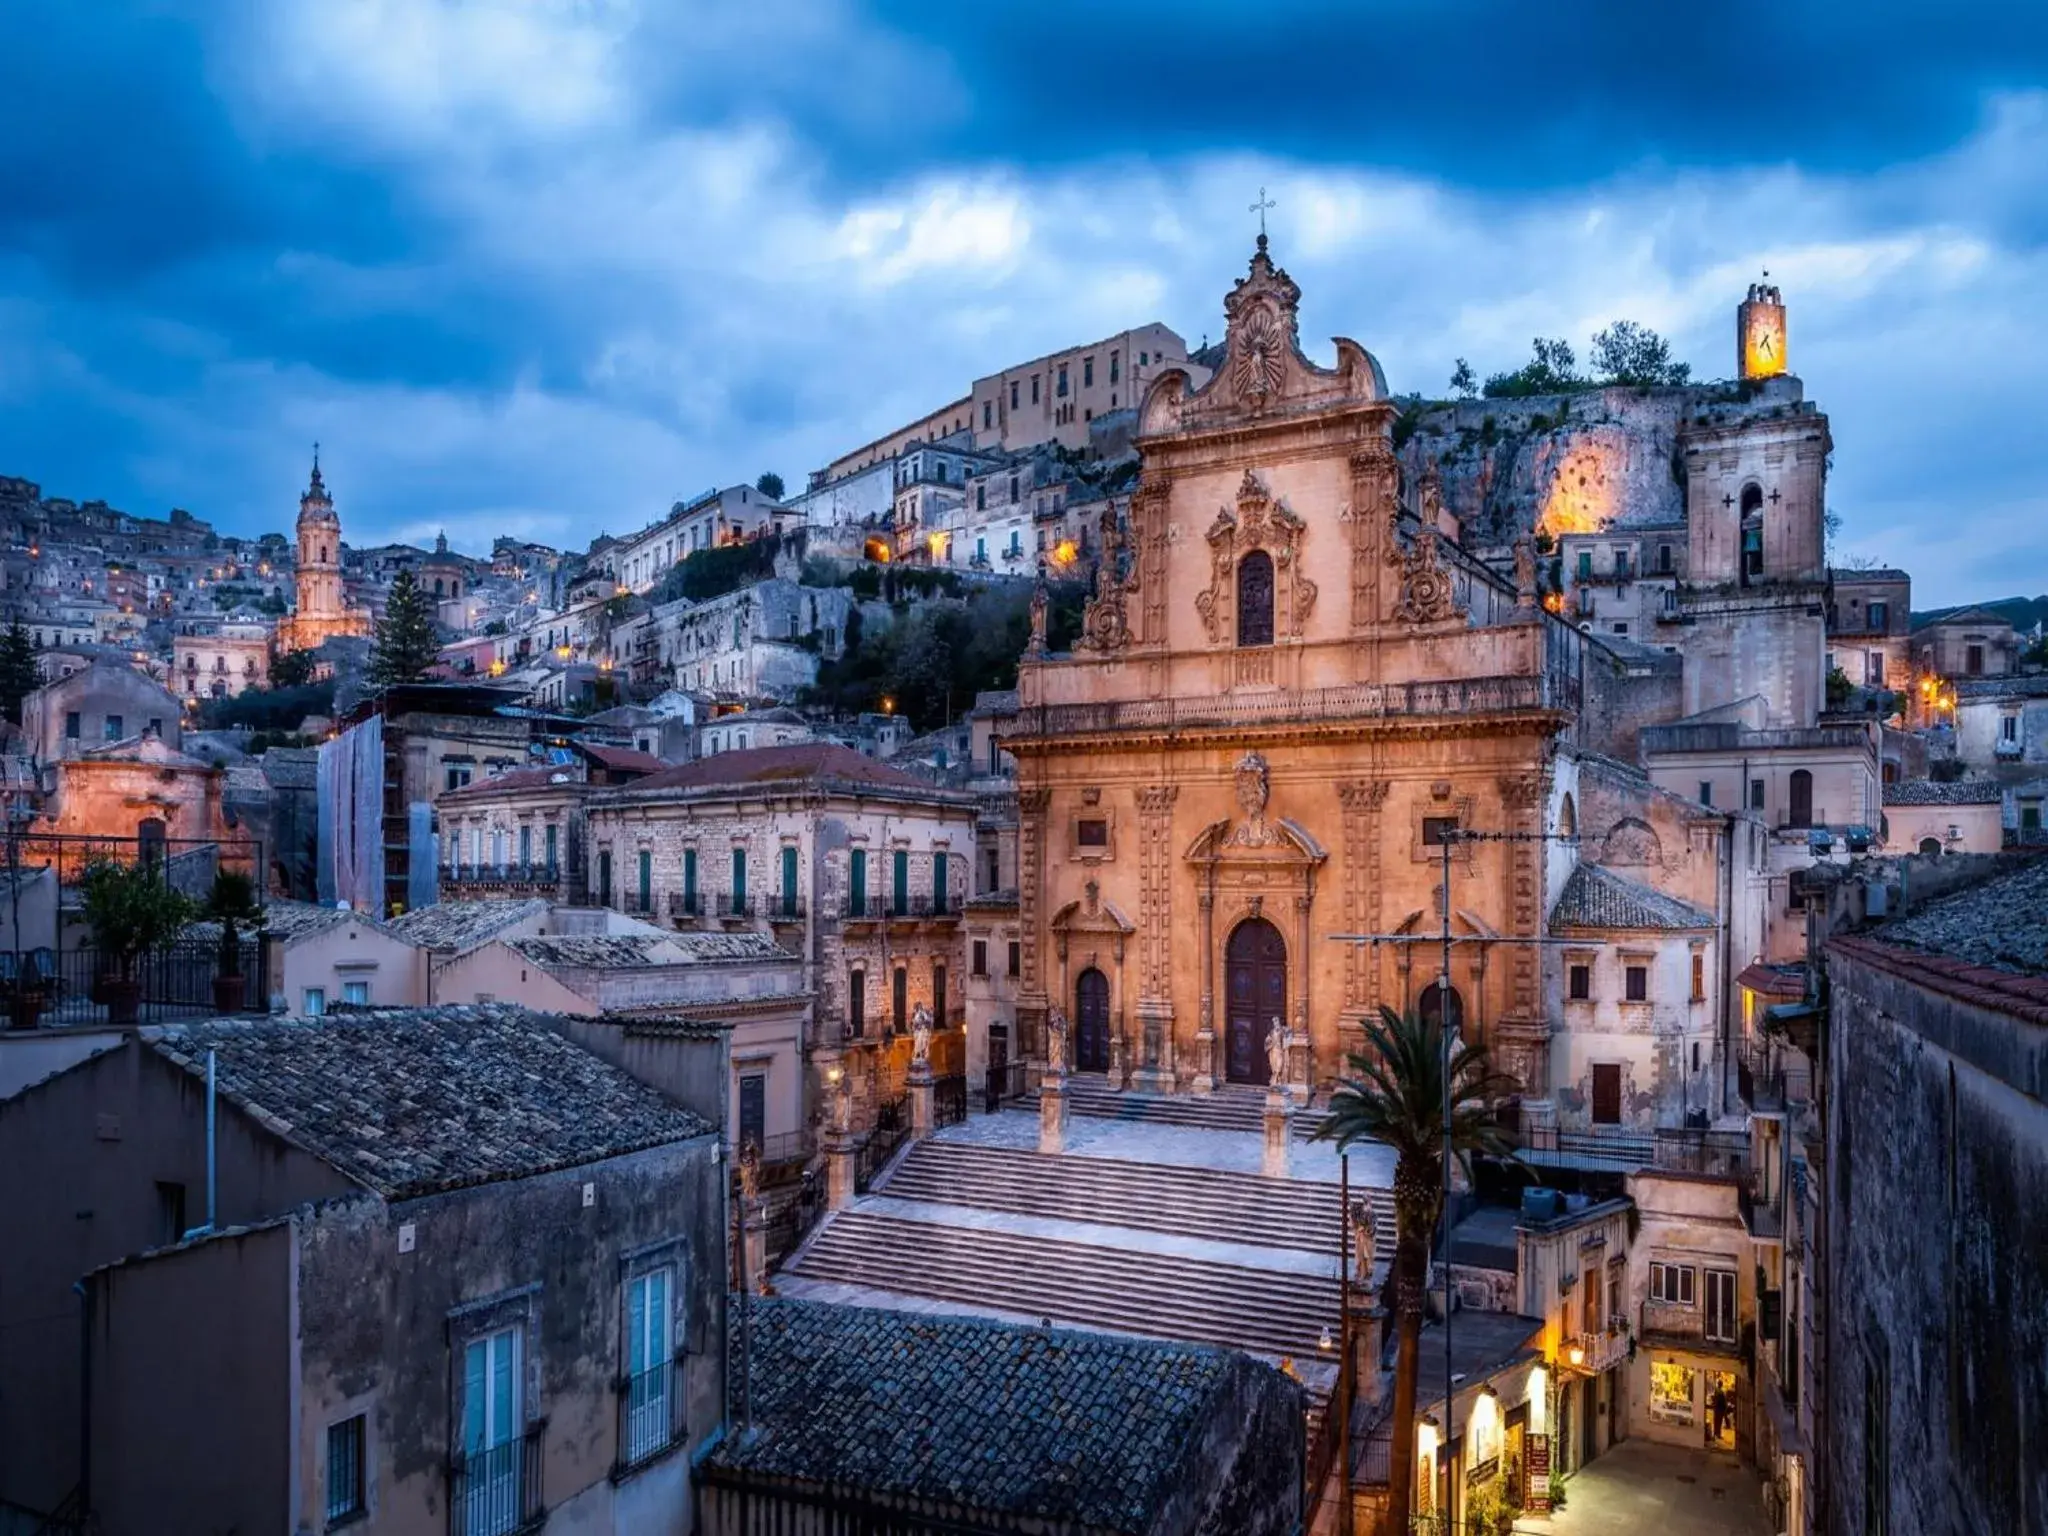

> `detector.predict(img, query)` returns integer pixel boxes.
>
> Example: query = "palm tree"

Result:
[1314,1006,1519,1535]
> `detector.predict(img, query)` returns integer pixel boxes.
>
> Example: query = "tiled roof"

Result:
[1736,961,1807,1001]
[1883,779,2005,805]
[1859,855,2048,978]
[619,743,947,797]
[1954,675,2048,700]
[386,898,548,952]
[259,899,363,940]
[703,1299,1279,1532]
[504,930,792,969]
[145,1005,711,1199]
[439,764,583,800]
[1549,862,1714,931]
[578,742,667,774]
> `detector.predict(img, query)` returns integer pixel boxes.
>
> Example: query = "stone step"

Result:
[789,1209,1342,1359]
[1014,1078,1334,1140]
[877,1138,1396,1255]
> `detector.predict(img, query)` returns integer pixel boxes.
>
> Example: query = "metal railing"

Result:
[445,863,561,891]
[11,937,268,1028]
[4,830,264,898]
[617,1361,676,1471]
[1739,1041,1812,1112]
[667,890,702,918]
[1002,674,1576,742]
[855,1098,909,1192]
[745,1129,814,1170]
[933,1073,967,1128]
[450,1425,542,1536]
[767,893,806,920]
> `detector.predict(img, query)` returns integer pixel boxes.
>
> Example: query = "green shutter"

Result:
[850,849,866,916]
[781,846,798,917]
[933,851,948,914]
[637,850,651,911]
[732,847,746,912]
[893,849,908,915]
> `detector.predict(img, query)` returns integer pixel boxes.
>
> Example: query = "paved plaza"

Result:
[1517,1440,1770,1536]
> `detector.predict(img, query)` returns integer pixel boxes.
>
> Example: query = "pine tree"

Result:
[367,569,440,687]
[0,621,37,725]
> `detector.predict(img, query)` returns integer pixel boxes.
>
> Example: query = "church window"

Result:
[1418,982,1463,1033]
[1077,819,1108,847]
[1569,964,1591,1001]
[1236,549,1274,647]
[1739,484,1764,585]
[1421,816,1459,847]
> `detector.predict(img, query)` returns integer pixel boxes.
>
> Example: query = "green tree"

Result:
[1589,320,1691,387]
[1483,337,1580,398]
[367,568,440,687]
[0,620,38,725]
[755,471,786,501]
[269,647,316,689]
[1449,358,1477,399]
[1313,1007,1519,1536]
[79,859,198,985]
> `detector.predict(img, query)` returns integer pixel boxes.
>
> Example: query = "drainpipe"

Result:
[74,1279,91,1522]
[204,1048,217,1232]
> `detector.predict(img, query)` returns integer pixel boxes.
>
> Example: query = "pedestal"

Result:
[1106,1032,1128,1092]
[824,1131,857,1212]
[1192,1027,1217,1094]
[907,1063,935,1139]
[1039,1068,1069,1156]
[1262,1088,1291,1178]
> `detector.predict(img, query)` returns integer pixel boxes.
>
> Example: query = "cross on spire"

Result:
[1249,186,1276,244]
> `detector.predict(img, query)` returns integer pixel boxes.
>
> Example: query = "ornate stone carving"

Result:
[910,1002,934,1066]
[1350,1198,1376,1283]
[1195,470,1315,644]
[1026,579,1049,655]
[1226,751,1277,848]
[1392,526,1466,627]
[1076,503,1133,653]
[1265,1017,1289,1084]
[1045,1005,1069,1074]
[1337,779,1391,1011]
[1136,784,1178,1002]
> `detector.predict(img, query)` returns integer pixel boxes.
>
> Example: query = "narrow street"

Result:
[1516,1441,1770,1536]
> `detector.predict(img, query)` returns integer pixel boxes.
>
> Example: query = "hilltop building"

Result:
[277,454,372,651]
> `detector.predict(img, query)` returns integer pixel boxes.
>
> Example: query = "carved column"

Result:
[1131,472,1172,649]
[1336,779,1390,1050]
[1017,785,1052,1062]
[1496,771,1549,1096]
[1345,447,1396,633]
[1134,784,1178,1092]
[1194,880,1217,1094]
[1107,933,1129,1091]
[1292,886,1314,1094]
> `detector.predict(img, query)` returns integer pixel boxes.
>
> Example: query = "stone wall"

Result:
[1825,943,2048,1536]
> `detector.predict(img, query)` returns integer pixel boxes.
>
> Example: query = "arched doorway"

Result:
[1419,981,1464,1034]
[1225,918,1287,1086]
[1074,968,1111,1074]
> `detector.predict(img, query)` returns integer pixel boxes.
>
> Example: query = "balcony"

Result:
[1565,1323,1631,1375]
[450,1424,544,1536]
[843,893,960,923]
[667,890,703,919]
[766,894,807,922]
[445,863,563,897]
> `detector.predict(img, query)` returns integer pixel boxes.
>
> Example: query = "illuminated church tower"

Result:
[1738,279,1788,380]
[280,449,371,650]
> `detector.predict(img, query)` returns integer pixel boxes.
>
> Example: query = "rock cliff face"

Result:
[1391,379,1805,552]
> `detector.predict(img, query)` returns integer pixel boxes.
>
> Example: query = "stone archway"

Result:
[1224,917,1287,1086]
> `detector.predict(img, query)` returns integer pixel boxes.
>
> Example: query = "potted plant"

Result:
[78,859,196,1026]
[205,868,263,1014]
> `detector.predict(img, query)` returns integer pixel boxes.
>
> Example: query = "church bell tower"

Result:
[1738,279,1788,380]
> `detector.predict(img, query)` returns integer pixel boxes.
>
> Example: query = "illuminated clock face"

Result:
[1746,314,1785,376]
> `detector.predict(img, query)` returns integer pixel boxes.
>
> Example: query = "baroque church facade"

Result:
[1005,236,1584,1106]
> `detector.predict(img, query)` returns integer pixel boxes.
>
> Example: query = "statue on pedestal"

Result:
[1045,1006,1070,1074]
[910,1002,934,1067]
[737,1139,761,1208]
[830,1075,853,1135]
[1265,1016,1289,1086]
[1349,1198,1377,1285]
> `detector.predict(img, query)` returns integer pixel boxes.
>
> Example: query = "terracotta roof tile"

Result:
[1550,863,1714,931]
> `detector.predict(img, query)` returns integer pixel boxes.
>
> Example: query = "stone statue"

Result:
[1227,750,1276,848]
[737,1138,761,1207]
[1349,1198,1377,1285]
[1027,579,1049,654]
[1045,1006,1070,1074]
[1513,536,1539,608]
[1265,1016,1289,1085]
[830,1075,853,1134]
[910,1002,934,1066]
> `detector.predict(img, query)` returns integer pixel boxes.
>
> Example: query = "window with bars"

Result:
[326,1413,367,1525]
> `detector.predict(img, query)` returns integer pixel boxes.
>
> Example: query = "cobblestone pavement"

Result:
[1515,1440,1770,1535]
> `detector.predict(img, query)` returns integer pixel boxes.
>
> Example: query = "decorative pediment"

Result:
[1184,814,1328,868]
[1138,237,1389,437]
[1050,878,1136,935]
[1193,470,1317,643]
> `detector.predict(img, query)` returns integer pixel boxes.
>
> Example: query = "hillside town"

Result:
[2,243,2044,1536]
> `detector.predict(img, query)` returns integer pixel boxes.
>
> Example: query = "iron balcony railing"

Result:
[932,1073,968,1128]
[450,1425,543,1536]
[667,890,702,918]
[617,1361,677,1472]
[767,893,806,920]
[846,893,959,920]
[1002,673,1578,743]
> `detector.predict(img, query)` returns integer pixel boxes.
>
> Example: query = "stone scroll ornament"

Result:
[738,1139,762,1206]
[1045,1005,1070,1073]
[1226,750,1278,848]
[910,1002,934,1066]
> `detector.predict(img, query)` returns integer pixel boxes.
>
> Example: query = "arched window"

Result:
[434,578,445,596]
[1918,837,1942,857]
[1237,549,1274,647]
[1419,982,1465,1034]
[451,579,460,598]
[1788,769,1814,828]
[1558,793,1578,841]
[1739,484,1764,587]
[319,544,329,564]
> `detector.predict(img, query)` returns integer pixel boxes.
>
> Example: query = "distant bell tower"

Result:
[1738,279,1787,380]
[295,450,345,626]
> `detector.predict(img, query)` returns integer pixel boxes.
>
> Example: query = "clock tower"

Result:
[1737,279,1787,381]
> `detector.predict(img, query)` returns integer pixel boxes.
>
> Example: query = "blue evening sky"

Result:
[2,1,2045,605]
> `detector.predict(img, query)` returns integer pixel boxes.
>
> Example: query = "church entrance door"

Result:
[1225,918,1286,1086]
[1074,968,1111,1074]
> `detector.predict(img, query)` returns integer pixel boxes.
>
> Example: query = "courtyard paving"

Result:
[1516,1440,1769,1536]
[935,1104,1397,1186]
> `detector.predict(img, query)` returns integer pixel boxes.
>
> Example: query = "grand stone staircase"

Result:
[873,1137,1395,1254]
[779,1133,1396,1363]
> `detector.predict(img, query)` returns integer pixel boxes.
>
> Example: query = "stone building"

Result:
[698,1298,1302,1536]
[662,579,855,702]
[1912,605,2021,681]
[1824,858,2048,1536]
[579,744,976,1119]
[1824,567,1910,692]
[1003,237,1585,1103]
[1880,778,2006,856]
[19,654,183,762]
[276,455,371,651]
[0,1005,725,1535]
[1950,673,2048,775]
[436,742,668,903]
[171,616,271,701]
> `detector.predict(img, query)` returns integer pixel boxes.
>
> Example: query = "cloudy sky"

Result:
[3,1,2045,606]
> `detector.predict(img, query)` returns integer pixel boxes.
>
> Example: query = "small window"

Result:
[1421,816,1459,847]
[64,710,81,739]
[342,981,370,1007]
[1007,940,1021,978]
[1083,357,1094,388]
[1612,622,1629,636]
[1750,778,1766,810]
[1699,780,1714,808]
[304,987,326,1017]
[444,761,473,792]
[849,969,866,1038]
[1658,543,1673,574]
[1691,953,1706,1003]
[1576,551,1593,581]
[156,1180,187,1246]
[1625,965,1648,1003]
[326,1413,367,1525]
[1077,819,1108,847]
[1650,1261,1696,1306]
[104,714,123,741]
[972,939,988,976]
[1568,964,1591,1001]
